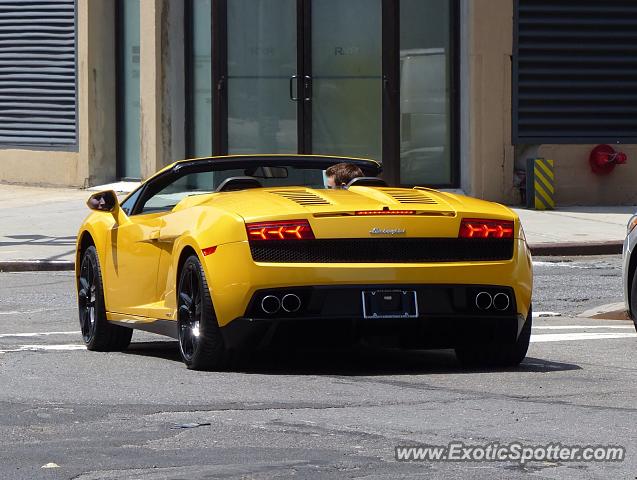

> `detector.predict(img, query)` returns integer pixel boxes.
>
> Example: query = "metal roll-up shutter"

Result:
[513,0,637,144]
[0,0,76,147]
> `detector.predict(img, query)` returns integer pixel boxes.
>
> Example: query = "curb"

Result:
[0,261,74,272]
[528,241,623,256]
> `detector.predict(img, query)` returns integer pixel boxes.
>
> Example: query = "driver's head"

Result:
[326,163,364,189]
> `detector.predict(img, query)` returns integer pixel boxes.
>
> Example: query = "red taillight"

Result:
[246,220,315,241]
[202,246,217,256]
[459,218,514,239]
[355,210,415,216]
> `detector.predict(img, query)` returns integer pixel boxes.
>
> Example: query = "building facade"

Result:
[0,0,636,205]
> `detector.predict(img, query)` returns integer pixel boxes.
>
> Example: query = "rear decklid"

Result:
[196,186,517,263]
[198,185,515,238]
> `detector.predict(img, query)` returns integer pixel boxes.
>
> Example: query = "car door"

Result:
[102,211,166,318]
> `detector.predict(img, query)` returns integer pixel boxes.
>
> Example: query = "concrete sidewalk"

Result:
[0,183,634,271]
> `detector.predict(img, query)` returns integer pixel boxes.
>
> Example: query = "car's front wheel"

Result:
[78,246,132,351]
[177,255,227,370]
[455,306,532,368]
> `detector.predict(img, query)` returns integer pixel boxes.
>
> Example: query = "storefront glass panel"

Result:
[311,0,382,161]
[227,0,297,154]
[400,0,452,185]
[118,0,141,179]
[189,0,212,157]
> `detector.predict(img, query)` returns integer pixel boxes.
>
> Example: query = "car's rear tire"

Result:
[177,255,228,370]
[455,306,532,368]
[78,246,132,351]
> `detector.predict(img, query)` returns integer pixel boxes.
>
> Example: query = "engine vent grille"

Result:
[250,238,513,263]
[381,189,438,205]
[514,0,637,143]
[270,190,331,206]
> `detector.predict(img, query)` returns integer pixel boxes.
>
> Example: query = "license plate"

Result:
[361,290,418,319]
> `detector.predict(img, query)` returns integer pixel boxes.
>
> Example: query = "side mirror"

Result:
[87,190,118,212]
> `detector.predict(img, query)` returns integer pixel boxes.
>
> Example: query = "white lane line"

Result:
[532,261,584,268]
[533,311,562,318]
[531,332,636,343]
[533,325,634,330]
[0,344,86,354]
[0,308,62,316]
[0,331,79,338]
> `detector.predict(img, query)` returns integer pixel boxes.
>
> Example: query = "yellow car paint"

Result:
[76,155,532,339]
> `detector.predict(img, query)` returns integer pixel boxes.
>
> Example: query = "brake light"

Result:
[246,220,315,241]
[459,218,514,239]
[355,210,415,215]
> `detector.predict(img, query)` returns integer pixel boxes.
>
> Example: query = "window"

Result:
[187,0,213,157]
[399,0,453,185]
[117,0,141,179]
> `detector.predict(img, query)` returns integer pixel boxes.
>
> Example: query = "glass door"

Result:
[226,0,298,154]
[208,0,456,184]
[117,0,141,179]
[309,0,382,161]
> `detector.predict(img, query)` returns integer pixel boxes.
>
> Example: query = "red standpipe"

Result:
[589,144,627,175]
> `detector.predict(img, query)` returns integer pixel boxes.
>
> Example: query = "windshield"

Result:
[125,156,381,215]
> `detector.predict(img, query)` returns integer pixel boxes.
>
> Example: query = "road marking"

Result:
[0,344,86,354]
[533,325,634,330]
[531,332,636,343]
[0,308,67,316]
[533,311,562,317]
[0,331,79,338]
[532,261,613,269]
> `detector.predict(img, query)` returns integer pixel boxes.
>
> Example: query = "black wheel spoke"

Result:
[179,292,193,309]
[187,332,195,355]
[80,309,89,336]
[178,305,191,326]
[189,268,196,300]
[87,259,93,287]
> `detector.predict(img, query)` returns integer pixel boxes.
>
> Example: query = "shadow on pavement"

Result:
[122,340,581,376]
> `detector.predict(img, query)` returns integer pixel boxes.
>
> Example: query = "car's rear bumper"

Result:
[203,239,532,330]
[220,310,527,350]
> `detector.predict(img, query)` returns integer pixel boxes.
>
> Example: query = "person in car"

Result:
[326,163,364,189]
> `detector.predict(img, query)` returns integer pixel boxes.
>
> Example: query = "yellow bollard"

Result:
[532,158,555,210]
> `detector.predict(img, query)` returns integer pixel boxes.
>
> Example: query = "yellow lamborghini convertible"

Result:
[76,155,532,370]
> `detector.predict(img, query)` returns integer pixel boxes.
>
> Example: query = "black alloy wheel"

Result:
[78,251,97,343]
[78,246,132,351]
[177,255,227,370]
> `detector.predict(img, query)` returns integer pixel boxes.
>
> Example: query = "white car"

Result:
[622,214,637,332]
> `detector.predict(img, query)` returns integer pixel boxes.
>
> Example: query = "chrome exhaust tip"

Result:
[261,295,281,314]
[493,292,510,311]
[281,293,301,313]
[475,291,493,310]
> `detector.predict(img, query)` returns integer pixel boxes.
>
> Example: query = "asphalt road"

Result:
[0,256,635,479]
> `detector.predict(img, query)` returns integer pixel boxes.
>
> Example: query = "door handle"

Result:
[303,75,312,101]
[289,74,300,101]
